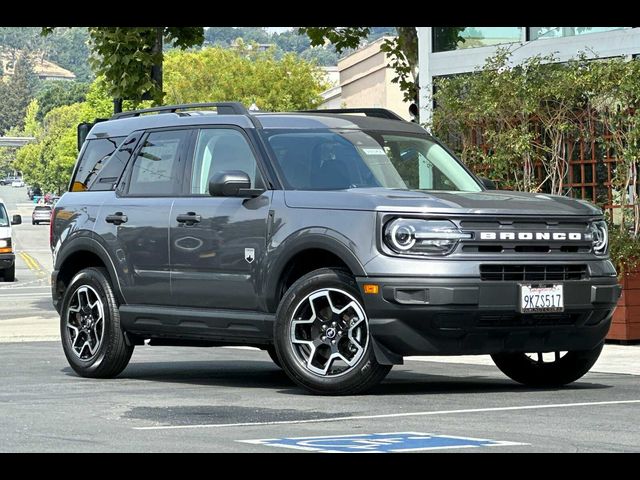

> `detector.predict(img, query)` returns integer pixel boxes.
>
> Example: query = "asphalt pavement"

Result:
[0,184,639,453]
[0,185,54,330]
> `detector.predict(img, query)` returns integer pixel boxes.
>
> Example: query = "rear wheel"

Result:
[2,264,15,282]
[274,268,391,395]
[32,220,37,225]
[60,267,133,378]
[491,343,604,387]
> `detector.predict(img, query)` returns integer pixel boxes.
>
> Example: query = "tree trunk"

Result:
[113,98,122,115]
[151,27,163,106]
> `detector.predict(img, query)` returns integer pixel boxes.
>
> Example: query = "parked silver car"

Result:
[32,205,52,225]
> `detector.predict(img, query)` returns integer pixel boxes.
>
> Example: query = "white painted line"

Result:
[134,399,640,431]
[0,293,50,297]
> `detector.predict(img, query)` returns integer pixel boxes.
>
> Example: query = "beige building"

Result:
[320,37,412,120]
[0,52,75,81]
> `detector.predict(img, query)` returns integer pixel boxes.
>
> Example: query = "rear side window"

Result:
[71,137,124,192]
[127,130,190,196]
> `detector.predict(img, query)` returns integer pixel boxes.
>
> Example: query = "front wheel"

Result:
[60,267,134,378]
[491,342,604,387]
[274,268,391,395]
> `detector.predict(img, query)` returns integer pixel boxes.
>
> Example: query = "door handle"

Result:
[105,212,128,225]
[176,212,201,225]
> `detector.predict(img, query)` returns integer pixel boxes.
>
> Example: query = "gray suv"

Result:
[50,102,621,395]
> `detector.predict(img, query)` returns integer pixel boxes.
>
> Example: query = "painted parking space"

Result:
[240,432,528,453]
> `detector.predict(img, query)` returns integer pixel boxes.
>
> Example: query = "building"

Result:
[417,27,640,125]
[319,37,412,120]
[0,52,76,81]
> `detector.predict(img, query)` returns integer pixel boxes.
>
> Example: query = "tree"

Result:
[36,81,89,121]
[163,45,329,111]
[42,27,205,112]
[0,54,39,133]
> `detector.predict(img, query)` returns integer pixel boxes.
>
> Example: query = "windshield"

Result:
[0,204,8,227]
[264,130,481,192]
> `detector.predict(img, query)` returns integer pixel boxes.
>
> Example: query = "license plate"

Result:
[519,284,564,313]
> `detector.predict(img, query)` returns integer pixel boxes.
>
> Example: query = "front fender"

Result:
[262,228,366,312]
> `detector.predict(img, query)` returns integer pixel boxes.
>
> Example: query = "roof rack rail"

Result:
[111,102,249,119]
[297,108,405,121]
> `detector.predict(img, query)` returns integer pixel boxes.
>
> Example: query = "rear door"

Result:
[103,128,193,305]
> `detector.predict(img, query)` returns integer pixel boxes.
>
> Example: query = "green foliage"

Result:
[14,102,89,194]
[608,228,640,277]
[0,55,39,133]
[300,27,372,53]
[43,27,204,107]
[35,81,89,120]
[86,27,203,105]
[163,46,329,110]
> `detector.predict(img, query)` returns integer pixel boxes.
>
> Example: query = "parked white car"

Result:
[0,199,22,282]
[11,179,24,188]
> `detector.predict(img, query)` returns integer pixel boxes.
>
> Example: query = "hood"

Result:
[284,188,602,217]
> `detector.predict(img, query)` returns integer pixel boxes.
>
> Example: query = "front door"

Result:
[169,127,271,310]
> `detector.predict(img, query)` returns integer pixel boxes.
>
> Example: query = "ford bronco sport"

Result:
[51,102,621,395]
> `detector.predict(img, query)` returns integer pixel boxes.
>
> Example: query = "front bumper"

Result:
[356,276,621,362]
[0,252,15,270]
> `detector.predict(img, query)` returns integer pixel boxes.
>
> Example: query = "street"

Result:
[1,184,639,452]
[0,185,56,339]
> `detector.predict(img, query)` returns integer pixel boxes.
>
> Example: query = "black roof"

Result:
[86,108,427,141]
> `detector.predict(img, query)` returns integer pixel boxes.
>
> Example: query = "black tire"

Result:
[266,345,282,368]
[60,267,133,378]
[2,264,15,282]
[274,268,391,395]
[32,220,37,225]
[491,342,604,387]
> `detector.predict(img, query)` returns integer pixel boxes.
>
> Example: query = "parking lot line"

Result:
[133,399,640,431]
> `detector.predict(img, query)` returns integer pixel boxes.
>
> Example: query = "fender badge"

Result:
[245,248,255,264]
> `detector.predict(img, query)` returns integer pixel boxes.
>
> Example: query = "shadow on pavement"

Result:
[62,359,611,396]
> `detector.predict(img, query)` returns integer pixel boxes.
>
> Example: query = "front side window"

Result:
[190,128,261,195]
[265,130,481,192]
[128,130,190,196]
[0,204,8,227]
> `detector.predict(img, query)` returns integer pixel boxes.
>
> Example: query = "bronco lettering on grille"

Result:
[479,232,583,241]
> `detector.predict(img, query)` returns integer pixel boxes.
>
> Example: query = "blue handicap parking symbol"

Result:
[241,432,526,453]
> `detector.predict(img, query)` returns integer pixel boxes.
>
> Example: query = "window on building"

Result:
[433,27,523,53]
[529,27,628,40]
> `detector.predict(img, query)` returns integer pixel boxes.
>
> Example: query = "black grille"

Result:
[480,264,588,281]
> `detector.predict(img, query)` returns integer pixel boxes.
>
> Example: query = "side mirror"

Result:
[209,170,261,197]
[480,177,496,190]
[11,215,22,225]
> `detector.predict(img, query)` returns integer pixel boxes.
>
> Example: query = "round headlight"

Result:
[388,221,416,251]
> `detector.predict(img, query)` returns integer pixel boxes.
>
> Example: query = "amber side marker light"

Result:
[363,284,379,295]
[0,247,12,254]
